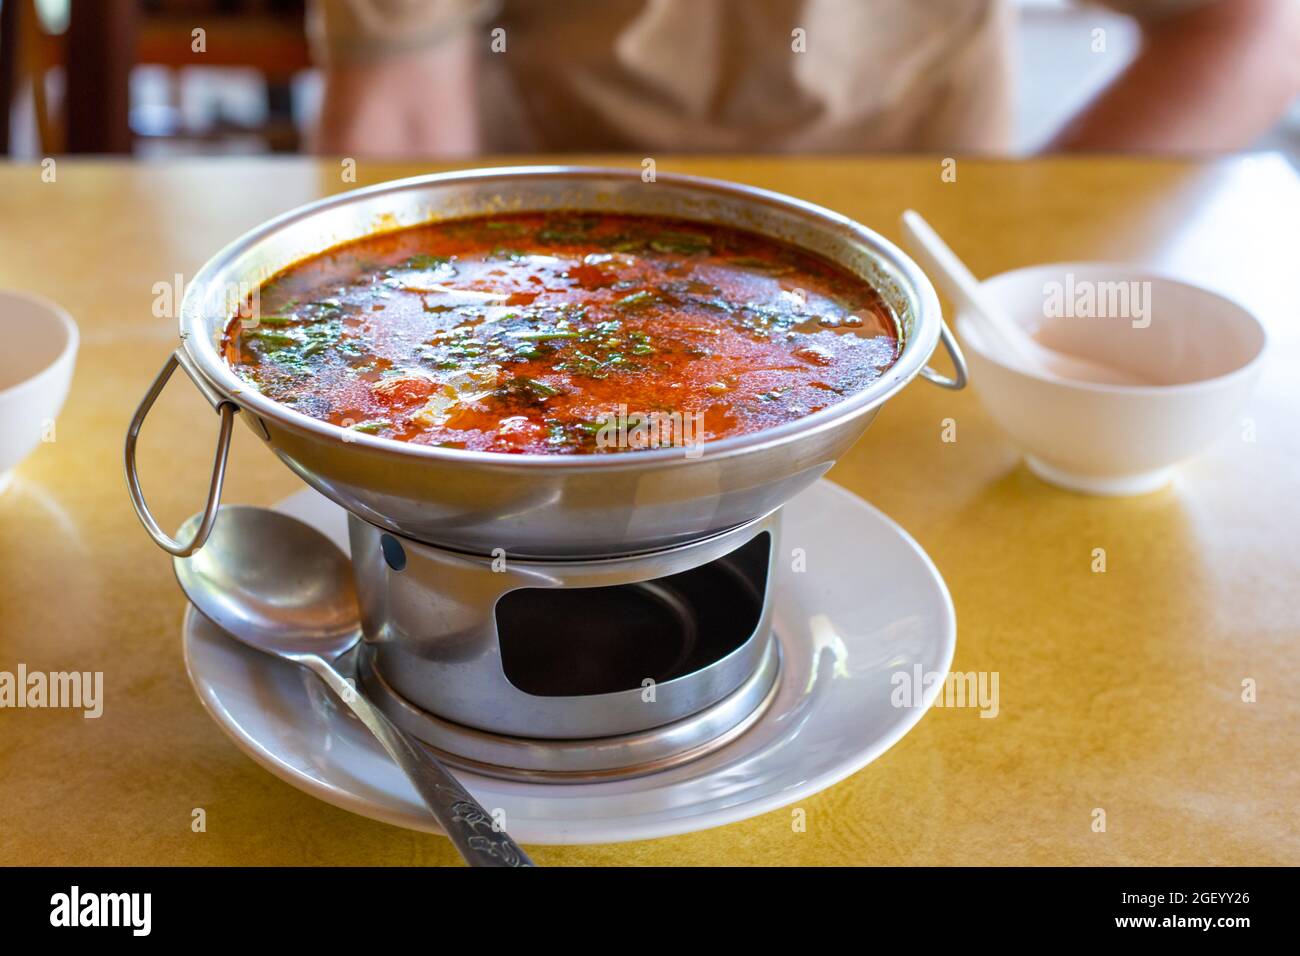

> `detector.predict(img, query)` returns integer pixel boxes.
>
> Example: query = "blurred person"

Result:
[307,0,1300,157]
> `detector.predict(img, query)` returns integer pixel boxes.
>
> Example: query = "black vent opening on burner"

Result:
[494,532,770,698]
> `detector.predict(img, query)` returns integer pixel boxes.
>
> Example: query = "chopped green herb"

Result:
[404,254,450,271]
[546,421,570,446]
[537,216,600,244]
[615,291,658,310]
[513,330,579,341]
[251,330,298,348]
[516,377,559,398]
[649,232,712,255]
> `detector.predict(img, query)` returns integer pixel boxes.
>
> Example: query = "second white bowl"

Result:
[0,290,79,493]
[957,264,1267,496]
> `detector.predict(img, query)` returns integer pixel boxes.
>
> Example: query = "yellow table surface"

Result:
[1,155,1297,866]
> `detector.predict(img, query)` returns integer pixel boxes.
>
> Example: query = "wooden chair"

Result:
[0,0,309,155]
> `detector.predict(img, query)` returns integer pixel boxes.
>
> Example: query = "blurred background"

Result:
[2,0,1298,160]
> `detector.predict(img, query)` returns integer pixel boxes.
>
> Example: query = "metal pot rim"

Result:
[179,164,945,470]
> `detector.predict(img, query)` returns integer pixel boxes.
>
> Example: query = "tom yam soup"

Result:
[222,212,900,455]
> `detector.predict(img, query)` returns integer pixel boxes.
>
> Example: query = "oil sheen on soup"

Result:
[223,213,900,454]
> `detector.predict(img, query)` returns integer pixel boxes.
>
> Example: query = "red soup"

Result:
[223,212,900,454]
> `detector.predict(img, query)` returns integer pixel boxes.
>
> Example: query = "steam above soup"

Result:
[222,212,899,454]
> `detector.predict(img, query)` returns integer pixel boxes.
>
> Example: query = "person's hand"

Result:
[312,35,480,158]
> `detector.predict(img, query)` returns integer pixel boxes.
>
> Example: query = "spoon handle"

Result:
[900,210,1046,368]
[299,654,536,867]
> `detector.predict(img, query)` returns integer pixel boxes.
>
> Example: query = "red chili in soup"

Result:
[222,212,899,454]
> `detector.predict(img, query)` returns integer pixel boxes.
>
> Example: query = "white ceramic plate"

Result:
[183,479,955,845]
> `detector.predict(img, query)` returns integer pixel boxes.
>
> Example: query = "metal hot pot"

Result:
[126,166,964,560]
[126,167,965,779]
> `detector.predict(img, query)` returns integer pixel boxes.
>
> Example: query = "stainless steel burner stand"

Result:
[349,508,783,781]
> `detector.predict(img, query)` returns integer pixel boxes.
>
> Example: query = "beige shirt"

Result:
[307,0,1207,154]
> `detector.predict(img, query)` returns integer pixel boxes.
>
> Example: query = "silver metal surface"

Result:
[920,319,969,389]
[149,166,956,558]
[124,353,236,557]
[351,506,780,739]
[172,506,361,659]
[357,632,782,781]
[172,506,535,867]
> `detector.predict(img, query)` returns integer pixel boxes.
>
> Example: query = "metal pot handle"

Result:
[920,319,968,390]
[125,351,237,557]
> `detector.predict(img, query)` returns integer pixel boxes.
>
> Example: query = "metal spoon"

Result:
[173,505,535,868]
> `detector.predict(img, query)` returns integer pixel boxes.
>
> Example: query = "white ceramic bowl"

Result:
[957,264,1267,495]
[0,291,79,493]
